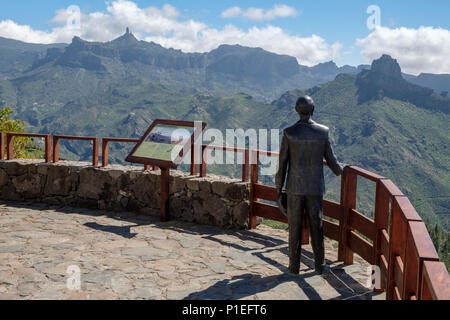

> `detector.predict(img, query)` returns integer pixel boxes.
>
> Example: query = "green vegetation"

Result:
[0,105,43,159]
[262,219,288,230]
[0,105,30,158]
[429,223,450,270]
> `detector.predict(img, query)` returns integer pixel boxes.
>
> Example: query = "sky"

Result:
[0,0,449,75]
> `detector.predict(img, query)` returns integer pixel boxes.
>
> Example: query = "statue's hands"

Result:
[276,189,284,205]
[277,189,288,217]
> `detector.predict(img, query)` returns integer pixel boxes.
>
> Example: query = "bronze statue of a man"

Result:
[275,96,344,275]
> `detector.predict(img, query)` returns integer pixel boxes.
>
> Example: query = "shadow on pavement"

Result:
[2,201,383,300]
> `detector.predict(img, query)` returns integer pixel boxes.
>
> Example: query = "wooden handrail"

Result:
[199,144,252,182]
[4,132,51,162]
[347,165,385,182]
[53,135,99,166]
[403,221,439,299]
[421,261,450,300]
[101,137,150,170]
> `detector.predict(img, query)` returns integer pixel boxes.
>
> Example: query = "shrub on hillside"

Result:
[0,105,32,158]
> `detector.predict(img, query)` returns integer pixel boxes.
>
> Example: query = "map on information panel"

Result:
[132,124,194,161]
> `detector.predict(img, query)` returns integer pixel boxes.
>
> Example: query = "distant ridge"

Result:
[1,31,449,98]
[0,36,66,52]
[0,30,369,100]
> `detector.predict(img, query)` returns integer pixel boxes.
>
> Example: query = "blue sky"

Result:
[1,0,449,74]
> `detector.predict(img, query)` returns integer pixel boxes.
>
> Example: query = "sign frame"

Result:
[125,119,206,169]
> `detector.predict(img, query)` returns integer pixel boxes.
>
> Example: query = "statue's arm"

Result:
[324,132,344,176]
[275,130,289,193]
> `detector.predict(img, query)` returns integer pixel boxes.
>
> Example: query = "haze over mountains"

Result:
[1,30,449,101]
[0,31,448,230]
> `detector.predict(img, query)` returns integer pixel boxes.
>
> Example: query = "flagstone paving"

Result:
[0,202,385,300]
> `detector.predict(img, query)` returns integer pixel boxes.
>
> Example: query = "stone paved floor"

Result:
[0,202,385,300]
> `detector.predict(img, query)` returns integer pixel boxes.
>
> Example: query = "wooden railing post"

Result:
[190,142,197,176]
[52,136,60,163]
[200,145,207,177]
[0,131,5,160]
[44,134,51,163]
[373,179,390,291]
[338,166,356,264]
[160,167,170,222]
[248,150,259,229]
[102,139,109,167]
[6,133,13,160]
[242,149,249,182]
[93,138,99,166]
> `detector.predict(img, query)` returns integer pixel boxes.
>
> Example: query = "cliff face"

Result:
[371,54,403,79]
[356,55,450,113]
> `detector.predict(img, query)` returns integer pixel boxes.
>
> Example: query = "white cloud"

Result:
[221,7,242,19]
[0,0,337,66]
[357,26,450,75]
[0,20,58,43]
[221,5,299,21]
[146,25,342,66]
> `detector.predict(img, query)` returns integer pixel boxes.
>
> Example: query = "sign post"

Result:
[160,167,170,222]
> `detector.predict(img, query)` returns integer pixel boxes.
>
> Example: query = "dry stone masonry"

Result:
[0,160,250,229]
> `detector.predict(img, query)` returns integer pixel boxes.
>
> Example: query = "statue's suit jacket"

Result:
[275,119,343,196]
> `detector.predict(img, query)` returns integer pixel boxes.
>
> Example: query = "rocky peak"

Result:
[70,36,85,46]
[65,36,90,52]
[356,55,449,113]
[371,54,402,79]
[310,61,339,74]
[111,28,139,46]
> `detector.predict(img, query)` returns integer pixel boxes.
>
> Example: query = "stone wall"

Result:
[0,160,250,229]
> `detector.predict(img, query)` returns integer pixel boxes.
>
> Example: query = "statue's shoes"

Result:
[315,264,331,275]
[288,265,300,275]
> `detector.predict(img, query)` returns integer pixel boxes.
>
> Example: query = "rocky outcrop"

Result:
[370,54,403,79]
[0,160,250,229]
[356,54,450,113]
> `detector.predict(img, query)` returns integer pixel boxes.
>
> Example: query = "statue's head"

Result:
[295,96,315,117]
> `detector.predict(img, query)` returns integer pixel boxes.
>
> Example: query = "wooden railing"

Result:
[239,149,449,300]
[2,132,51,162]
[199,144,250,182]
[53,135,99,166]
[101,137,150,170]
[1,133,151,170]
[1,131,449,300]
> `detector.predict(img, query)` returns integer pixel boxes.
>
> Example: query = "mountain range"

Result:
[1,30,449,101]
[0,31,448,230]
